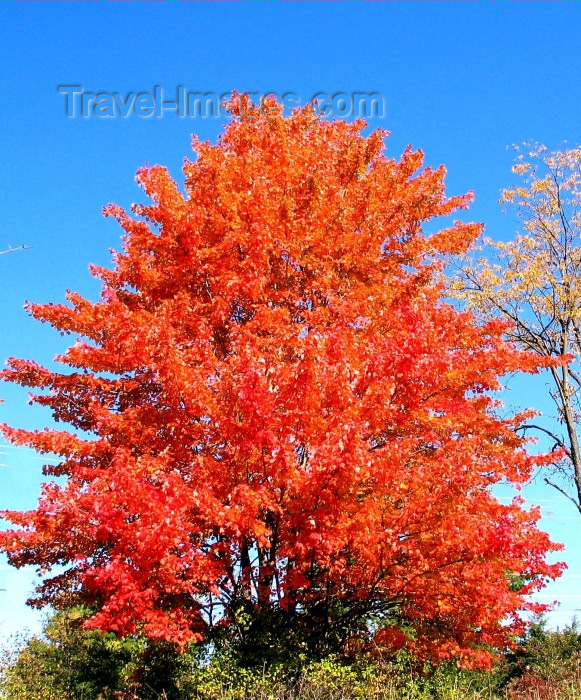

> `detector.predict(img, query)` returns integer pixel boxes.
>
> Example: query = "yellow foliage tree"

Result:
[456,144,581,514]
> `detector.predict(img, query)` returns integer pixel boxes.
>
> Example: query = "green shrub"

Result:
[0,607,140,699]
[502,617,581,700]
[3,610,581,699]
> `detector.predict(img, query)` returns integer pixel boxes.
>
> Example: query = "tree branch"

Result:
[516,423,571,457]
[544,477,581,514]
[0,244,31,256]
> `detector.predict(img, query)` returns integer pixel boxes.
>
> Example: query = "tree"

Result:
[0,102,564,668]
[456,144,581,515]
[0,608,138,700]
[501,616,581,698]
[0,607,193,700]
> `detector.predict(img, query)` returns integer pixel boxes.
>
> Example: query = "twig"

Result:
[0,244,31,256]
[544,477,581,513]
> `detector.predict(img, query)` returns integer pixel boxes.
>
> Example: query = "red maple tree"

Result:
[0,102,564,667]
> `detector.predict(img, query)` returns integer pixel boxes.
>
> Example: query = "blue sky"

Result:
[1,2,581,643]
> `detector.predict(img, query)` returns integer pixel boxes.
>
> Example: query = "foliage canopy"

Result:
[0,104,563,667]
[457,143,581,514]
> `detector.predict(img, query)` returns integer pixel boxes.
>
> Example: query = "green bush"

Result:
[502,617,581,700]
[3,610,581,699]
[0,607,140,699]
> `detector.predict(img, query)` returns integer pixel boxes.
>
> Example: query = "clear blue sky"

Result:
[1,2,581,644]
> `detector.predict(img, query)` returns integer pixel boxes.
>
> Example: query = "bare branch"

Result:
[544,477,581,514]
[516,423,571,457]
[0,244,31,256]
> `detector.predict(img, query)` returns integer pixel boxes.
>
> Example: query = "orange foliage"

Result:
[0,104,563,665]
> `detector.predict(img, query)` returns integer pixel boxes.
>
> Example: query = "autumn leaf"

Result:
[0,104,563,667]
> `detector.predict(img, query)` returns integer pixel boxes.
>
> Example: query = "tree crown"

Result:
[0,108,563,666]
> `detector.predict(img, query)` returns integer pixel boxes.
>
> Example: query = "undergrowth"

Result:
[1,613,580,699]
